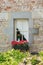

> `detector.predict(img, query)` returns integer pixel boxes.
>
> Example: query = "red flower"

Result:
[11,40,29,46]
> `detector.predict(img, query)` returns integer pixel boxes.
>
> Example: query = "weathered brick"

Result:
[0,0,43,52]
[0,0,42,12]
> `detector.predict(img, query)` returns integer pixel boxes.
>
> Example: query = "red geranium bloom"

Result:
[11,40,28,46]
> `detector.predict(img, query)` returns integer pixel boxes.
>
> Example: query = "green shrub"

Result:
[39,51,43,61]
[0,49,30,65]
[31,56,40,65]
[39,51,43,56]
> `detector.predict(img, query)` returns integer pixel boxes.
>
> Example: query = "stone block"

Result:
[30,42,43,52]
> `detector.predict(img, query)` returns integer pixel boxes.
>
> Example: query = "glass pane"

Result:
[15,19,29,41]
[22,31,29,41]
[22,21,28,31]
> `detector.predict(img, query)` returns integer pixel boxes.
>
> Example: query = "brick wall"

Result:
[30,18,43,52]
[0,0,43,12]
[0,0,43,52]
